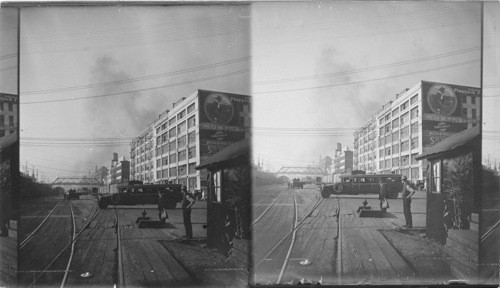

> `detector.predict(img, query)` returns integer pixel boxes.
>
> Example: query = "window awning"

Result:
[196,138,250,170]
[416,125,480,160]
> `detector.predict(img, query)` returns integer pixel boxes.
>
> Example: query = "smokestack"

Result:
[113,153,118,161]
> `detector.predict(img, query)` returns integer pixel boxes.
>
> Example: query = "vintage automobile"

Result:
[321,174,403,199]
[97,183,183,209]
[68,189,80,200]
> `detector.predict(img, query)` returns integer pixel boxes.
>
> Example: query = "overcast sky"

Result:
[0,7,18,94]
[252,1,499,172]
[3,2,500,180]
[18,5,250,181]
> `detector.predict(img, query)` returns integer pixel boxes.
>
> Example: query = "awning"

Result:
[196,138,250,170]
[416,125,480,160]
[0,131,18,153]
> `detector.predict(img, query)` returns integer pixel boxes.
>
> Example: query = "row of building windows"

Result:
[0,115,15,127]
[380,107,419,135]
[379,136,419,157]
[157,103,196,134]
[0,102,14,111]
[155,136,197,156]
[157,117,196,145]
[379,94,419,125]
[154,146,197,167]
[157,130,196,147]
[155,162,197,179]
[379,153,419,169]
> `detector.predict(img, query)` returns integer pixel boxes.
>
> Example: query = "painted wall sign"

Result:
[198,90,250,159]
[421,81,480,148]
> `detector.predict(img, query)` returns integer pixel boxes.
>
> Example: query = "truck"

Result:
[292,178,305,189]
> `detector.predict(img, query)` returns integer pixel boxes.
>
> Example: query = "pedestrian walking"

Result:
[401,175,416,228]
[157,191,169,222]
[182,186,196,239]
[379,179,389,213]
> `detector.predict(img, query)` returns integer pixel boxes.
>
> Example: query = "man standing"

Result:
[182,186,196,239]
[401,175,416,228]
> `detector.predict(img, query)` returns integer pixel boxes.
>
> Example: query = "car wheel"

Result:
[320,187,330,198]
[98,199,108,209]
[334,183,343,193]
[111,194,120,205]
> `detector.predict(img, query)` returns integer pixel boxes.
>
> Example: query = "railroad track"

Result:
[20,198,63,249]
[251,186,288,227]
[253,186,328,284]
[21,199,102,287]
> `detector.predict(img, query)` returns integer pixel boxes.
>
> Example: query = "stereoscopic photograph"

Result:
[0,1,499,288]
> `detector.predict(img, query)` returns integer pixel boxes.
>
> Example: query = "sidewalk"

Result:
[0,220,17,287]
[118,201,248,287]
[339,194,452,285]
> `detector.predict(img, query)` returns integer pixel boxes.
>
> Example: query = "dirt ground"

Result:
[158,239,249,287]
[380,228,454,284]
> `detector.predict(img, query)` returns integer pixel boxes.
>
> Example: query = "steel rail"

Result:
[28,207,102,287]
[276,188,299,284]
[335,194,342,285]
[254,196,324,268]
[251,186,288,227]
[60,202,76,288]
[20,198,63,249]
[115,208,125,287]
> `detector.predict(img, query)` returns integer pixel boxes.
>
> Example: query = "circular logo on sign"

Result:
[204,93,234,124]
[427,84,457,116]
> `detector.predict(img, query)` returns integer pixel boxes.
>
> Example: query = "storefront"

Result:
[196,139,251,269]
[416,126,481,279]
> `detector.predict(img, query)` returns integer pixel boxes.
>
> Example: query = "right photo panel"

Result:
[251,1,498,285]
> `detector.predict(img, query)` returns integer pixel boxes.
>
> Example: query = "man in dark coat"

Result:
[401,175,416,228]
[182,186,196,238]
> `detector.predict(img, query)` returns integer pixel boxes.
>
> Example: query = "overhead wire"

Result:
[253,58,479,95]
[22,57,250,95]
[20,69,249,105]
[253,47,479,85]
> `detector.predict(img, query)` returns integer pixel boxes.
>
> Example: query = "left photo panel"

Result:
[2,4,252,287]
[0,6,19,287]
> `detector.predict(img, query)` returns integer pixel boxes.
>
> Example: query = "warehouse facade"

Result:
[354,80,480,183]
[130,89,250,192]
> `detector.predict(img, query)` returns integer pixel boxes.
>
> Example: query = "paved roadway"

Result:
[252,184,427,285]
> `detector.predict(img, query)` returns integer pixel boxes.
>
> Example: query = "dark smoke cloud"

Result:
[313,46,384,128]
[74,55,167,170]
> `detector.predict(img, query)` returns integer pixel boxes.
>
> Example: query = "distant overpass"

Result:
[276,166,326,181]
[51,177,100,191]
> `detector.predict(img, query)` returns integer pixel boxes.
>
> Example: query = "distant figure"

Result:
[157,191,168,222]
[379,179,388,213]
[401,175,416,228]
[182,186,196,239]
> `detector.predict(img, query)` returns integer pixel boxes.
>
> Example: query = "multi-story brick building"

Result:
[130,124,155,183]
[0,93,17,140]
[131,89,250,191]
[354,80,480,183]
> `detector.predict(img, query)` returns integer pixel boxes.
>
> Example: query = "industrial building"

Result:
[0,93,17,141]
[353,80,480,183]
[130,89,250,192]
